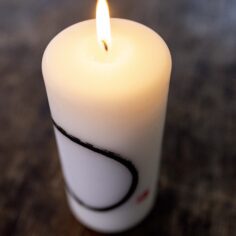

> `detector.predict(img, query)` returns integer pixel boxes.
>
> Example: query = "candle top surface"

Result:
[42,18,171,101]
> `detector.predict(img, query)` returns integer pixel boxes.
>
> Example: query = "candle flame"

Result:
[96,0,111,51]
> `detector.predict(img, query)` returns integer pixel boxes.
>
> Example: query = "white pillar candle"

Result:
[42,2,171,232]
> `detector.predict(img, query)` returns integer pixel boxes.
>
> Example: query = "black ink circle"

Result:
[52,119,139,212]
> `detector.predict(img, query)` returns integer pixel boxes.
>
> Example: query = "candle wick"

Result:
[102,40,108,52]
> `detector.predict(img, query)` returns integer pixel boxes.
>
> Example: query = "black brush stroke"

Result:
[52,118,138,212]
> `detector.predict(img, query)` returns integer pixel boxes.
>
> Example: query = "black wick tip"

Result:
[102,40,108,51]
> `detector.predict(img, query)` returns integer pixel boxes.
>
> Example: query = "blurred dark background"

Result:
[0,0,236,235]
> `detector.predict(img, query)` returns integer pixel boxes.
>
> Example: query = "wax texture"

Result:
[42,18,171,233]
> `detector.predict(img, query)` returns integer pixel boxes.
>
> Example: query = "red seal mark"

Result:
[136,189,150,203]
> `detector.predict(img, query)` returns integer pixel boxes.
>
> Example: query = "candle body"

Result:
[42,19,171,233]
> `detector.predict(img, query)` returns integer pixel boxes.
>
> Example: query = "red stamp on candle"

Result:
[136,189,150,203]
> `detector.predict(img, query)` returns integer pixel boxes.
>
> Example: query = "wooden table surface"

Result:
[0,0,235,235]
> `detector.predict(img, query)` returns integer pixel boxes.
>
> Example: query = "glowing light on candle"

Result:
[96,0,111,51]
